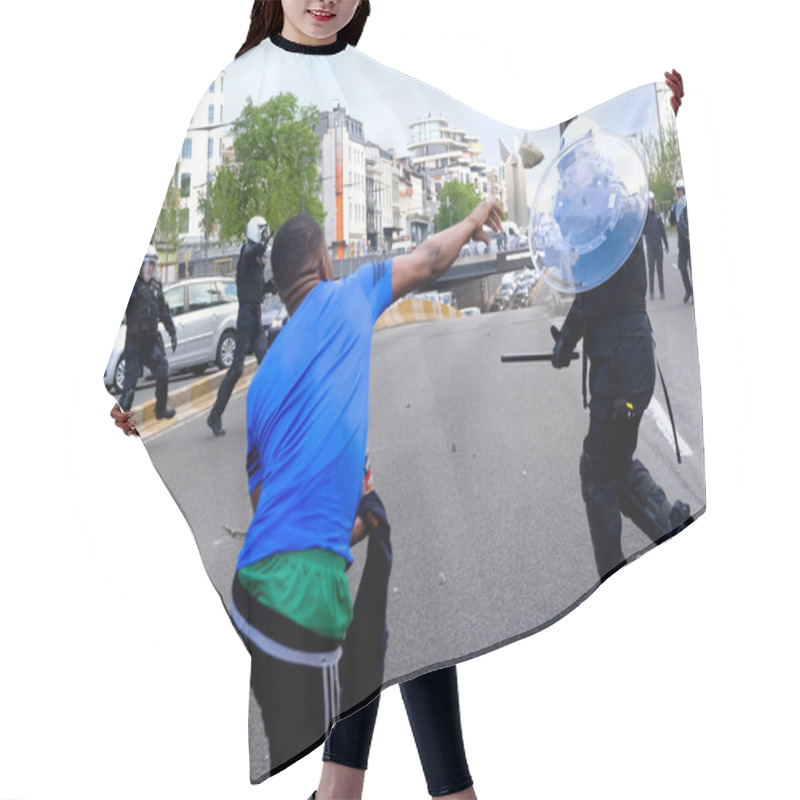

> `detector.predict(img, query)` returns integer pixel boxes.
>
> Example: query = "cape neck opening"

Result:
[270,33,347,55]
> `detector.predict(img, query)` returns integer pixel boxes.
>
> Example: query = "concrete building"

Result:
[407,114,488,199]
[315,104,368,258]
[394,158,435,244]
[175,71,233,246]
[365,142,395,253]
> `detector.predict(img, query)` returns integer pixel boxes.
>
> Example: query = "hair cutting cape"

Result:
[105,35,704,782]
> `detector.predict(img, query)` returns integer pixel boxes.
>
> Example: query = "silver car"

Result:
[104,276,271,393]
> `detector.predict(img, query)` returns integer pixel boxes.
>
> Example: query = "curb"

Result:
[133,358,259,439]
[375,298,462,331]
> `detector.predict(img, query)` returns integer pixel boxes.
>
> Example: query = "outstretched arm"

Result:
[390,201,504,302]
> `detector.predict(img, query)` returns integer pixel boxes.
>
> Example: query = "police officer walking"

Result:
[644,191,668,300]
[207,216,273,437]
[119,246,177,419]
[548,118,691,581]
[673,179,692,302]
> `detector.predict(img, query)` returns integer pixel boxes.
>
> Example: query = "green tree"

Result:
[642,116,684,215]
[203,93,324,244]
[434,181,483,232]
[154,171,183,269]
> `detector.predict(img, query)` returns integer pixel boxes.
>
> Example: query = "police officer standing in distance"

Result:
[207,216,272,437]
[119,245,177,419]
[674,179,693,302]
[644,191,668,300]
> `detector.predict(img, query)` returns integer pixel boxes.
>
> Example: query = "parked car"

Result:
[490,285,514,312]
[104,276,274,394]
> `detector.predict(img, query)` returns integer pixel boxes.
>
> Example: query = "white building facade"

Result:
[316,104,369,258]
[407,114,488,199]
[175,70,234,246]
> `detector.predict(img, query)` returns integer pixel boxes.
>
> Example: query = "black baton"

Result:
[500,352,580,363]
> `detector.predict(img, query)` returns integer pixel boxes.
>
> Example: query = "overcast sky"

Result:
[207,39,660,205]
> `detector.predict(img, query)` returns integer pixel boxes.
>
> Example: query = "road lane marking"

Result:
[645,397,693,456]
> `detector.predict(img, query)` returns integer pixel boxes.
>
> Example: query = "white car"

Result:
[104,276,273,394]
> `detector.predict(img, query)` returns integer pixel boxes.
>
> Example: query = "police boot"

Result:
[154,379,176,420]
[155,404,176,420]
[207,408,225,437]
[119,389,135,413]
[620,459,690,543]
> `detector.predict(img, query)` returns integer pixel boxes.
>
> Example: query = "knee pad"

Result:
[228,360,244,382]
[579,452,617,507]
[579,451,608,492]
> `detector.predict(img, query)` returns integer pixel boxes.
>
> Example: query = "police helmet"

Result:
[247,216,270,243]
[141,245,158,281]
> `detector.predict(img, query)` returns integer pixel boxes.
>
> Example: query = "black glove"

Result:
[358,490,391,537]
[551,325,574,369]
[263,276,277,297]
[170,332,177,353]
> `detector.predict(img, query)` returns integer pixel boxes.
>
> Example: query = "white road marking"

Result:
[645,396,693,456]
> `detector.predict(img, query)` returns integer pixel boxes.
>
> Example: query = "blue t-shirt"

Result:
[237,259,394,569]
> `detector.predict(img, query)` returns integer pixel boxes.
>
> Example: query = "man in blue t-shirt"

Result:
[232,204,503,776]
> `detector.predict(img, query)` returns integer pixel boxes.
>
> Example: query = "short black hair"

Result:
[271,214,325,293]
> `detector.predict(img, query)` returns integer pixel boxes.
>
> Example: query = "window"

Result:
[208,105,215,124]
[182,138,192,159]
[180,173,191,198]
[188,281,223,312]
[164,286,185,317]
[208,138,214,158]
[179,208,189,234]
[209,80,215,93]
[219,281,238,303]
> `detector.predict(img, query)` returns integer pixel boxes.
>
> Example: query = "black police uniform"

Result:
[676,200,693,302]
[644,207,668,299]
[207,238,270,435]
[552,238,690,579]
[120,274,177,416]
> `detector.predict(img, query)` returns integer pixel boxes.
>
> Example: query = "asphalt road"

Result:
[140,238,704,776]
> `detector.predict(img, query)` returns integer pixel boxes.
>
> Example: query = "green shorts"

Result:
[237,548,353,640]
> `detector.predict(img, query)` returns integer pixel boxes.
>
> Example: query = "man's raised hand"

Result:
[468,201,505,245]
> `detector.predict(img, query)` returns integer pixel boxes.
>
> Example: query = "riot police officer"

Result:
[548,120,691,580]
[674,179,692,302]
[119,246,177,419]
[644,191,668,300]
[207,216,273,436]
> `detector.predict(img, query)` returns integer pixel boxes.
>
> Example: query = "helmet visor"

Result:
[141,259,157,281]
